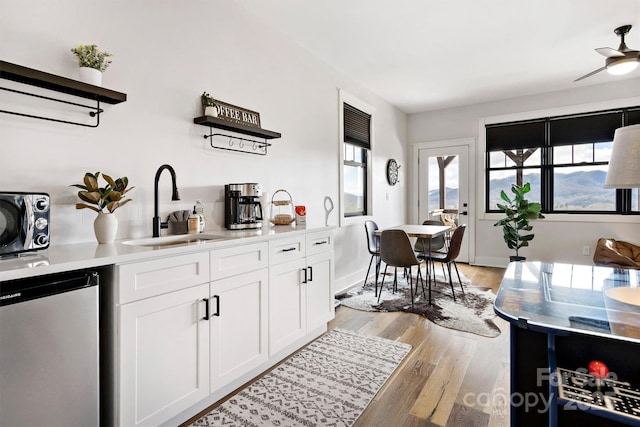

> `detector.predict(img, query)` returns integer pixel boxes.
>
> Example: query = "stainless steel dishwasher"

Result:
[0,268,100,427]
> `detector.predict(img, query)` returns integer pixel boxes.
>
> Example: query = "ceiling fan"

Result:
[574,25,640,82]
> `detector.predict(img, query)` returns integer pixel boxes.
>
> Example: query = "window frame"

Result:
[478,97,640,223]
[339,90,374,226]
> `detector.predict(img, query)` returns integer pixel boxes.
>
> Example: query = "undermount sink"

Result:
[121,233,226,248]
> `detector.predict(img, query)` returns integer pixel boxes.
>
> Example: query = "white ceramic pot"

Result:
[94,213,118,244]
[78,67,103,87]
[204,105,218,117]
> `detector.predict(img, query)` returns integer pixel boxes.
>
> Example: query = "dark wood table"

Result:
[375,224,451,304]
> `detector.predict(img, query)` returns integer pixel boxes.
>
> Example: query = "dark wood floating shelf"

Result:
[0,60,126,105]
[194,115,281,139]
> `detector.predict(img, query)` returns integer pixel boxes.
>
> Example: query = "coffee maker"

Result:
[224,183,263,230]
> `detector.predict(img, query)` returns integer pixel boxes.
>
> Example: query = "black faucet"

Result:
[153,164,180,237]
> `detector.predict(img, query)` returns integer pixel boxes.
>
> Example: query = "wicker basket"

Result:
[270,189,295,225]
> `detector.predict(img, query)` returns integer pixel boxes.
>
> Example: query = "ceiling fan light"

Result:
[606,58,639,75]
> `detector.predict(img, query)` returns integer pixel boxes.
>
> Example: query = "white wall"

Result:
[409,79,640,267]
[0,0,408,293]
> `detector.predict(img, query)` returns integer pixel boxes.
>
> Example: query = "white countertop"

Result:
[0,224,335,282]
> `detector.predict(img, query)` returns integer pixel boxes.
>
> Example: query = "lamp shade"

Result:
[604,124,640,188]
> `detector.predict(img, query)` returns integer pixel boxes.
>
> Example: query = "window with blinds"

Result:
[343,103,371,217]
[485,107,640,214]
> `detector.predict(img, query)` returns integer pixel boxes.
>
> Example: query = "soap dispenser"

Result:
[188,207,200,234]
[195,200,205,232]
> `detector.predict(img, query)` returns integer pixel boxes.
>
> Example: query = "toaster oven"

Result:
[0,192,50,256]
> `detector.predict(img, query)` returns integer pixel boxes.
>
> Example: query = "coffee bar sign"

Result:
[213,99,261,129]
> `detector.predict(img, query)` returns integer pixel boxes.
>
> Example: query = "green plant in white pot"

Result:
[201,91,218,117]
[493,182,545,262]
[70,44,113,86]
[71,172,133,243]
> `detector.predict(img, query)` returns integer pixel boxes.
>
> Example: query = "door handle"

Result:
[461,211,468,215]
[202,298,210,320]
[213,295,220,317]
[308,266,313,282]
[302,268,308,284]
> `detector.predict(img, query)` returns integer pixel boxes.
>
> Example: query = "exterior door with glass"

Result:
[417,143,471,263]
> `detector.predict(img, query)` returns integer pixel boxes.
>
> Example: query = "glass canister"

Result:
[270,189,295,225]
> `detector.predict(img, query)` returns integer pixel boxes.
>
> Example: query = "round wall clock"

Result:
[386,159,399,186]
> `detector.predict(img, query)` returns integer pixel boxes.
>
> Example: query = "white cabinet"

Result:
[269,258,307,355]
[268,231,335,356]
[119,283,210,427]
[209,244,269,392]
[111,228,334,427]
[117,252,209,304]
[306,250,334,331]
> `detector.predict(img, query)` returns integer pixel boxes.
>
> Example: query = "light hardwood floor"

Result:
[183,264,509,427]
[328,264,510,427]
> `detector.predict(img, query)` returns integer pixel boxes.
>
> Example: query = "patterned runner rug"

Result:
[190,328,411,427]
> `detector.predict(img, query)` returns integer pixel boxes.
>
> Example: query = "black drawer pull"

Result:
[314,240,328,246]
[282,247,297,252]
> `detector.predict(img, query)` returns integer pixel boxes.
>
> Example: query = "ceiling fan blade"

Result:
[574,66,607,82]
[595,47,625,58]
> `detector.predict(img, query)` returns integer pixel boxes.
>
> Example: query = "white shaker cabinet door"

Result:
[210,268,269,392]
[305,251,335,331]
[268,258,307,356]
[119,284,210,427]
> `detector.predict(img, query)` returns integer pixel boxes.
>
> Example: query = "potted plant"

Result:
[201,91,218,117]
[493,182,545,262]
[70,44,113,86]
[71,172,133,243]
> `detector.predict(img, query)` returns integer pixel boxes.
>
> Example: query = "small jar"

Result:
[188,208,200,234]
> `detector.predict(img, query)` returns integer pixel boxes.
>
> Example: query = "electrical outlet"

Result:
[582,246,590,256]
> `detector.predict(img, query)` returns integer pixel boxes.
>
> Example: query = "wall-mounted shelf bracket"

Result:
[0,60,126,128]
[0,85,103,127]
[204,131,271,156]
[194,115,281,156]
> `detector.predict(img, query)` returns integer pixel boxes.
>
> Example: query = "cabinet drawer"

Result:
[117,252,209,304]
[269,236,305,265]
[305,230,334,256]
[210,242,268,280]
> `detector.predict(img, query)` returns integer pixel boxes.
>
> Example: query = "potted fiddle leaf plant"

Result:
[201,91,218,117]
[70,44,113,86]
[493,182,545,262]
[71,172,133,244]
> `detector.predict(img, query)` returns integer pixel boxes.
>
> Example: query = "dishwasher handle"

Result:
[0,269,100,307]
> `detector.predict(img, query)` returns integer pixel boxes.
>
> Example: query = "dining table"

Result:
[375,224,451,305]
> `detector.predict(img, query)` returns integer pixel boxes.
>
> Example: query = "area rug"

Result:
[336,269,501,338]
[190,328,411,427]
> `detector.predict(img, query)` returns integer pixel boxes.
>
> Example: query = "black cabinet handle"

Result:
[202,298,210,320]
[314,240,328,246]
[282,247,296,252]
[302,268,308,283]
[308,266,313,282]
[213,295,220,317]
